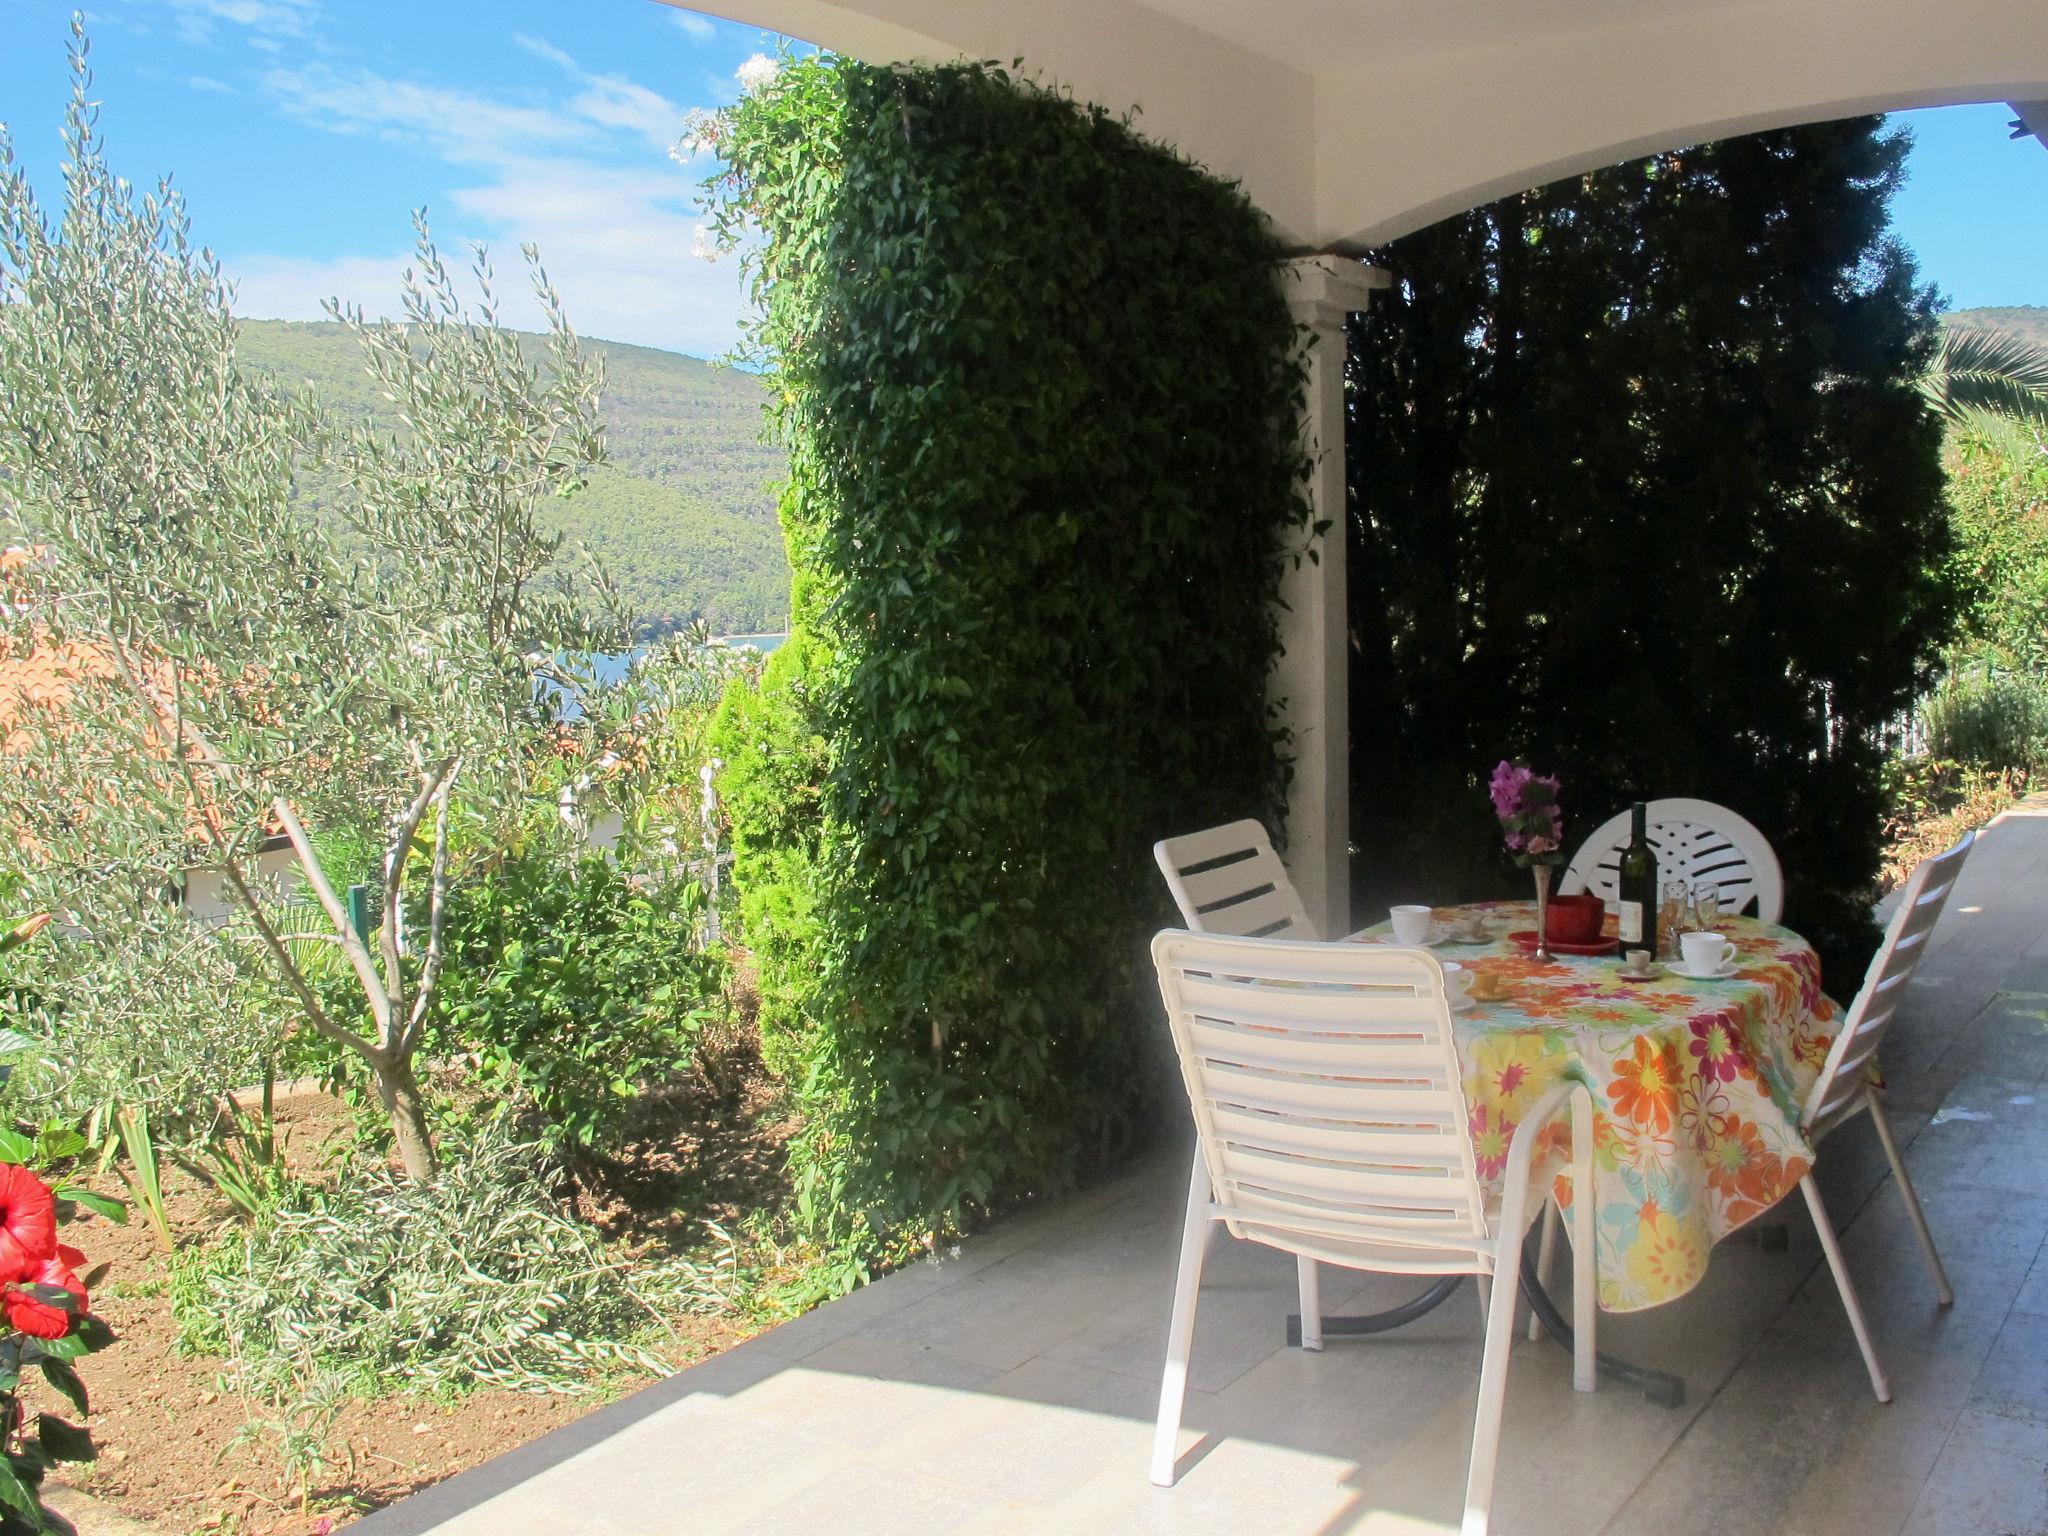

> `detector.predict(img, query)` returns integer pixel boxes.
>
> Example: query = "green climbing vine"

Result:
[704,56,1311,1269]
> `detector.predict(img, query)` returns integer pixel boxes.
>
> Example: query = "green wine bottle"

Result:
[1616,800,1657,953]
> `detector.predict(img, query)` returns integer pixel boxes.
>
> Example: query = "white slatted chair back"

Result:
[1151,930,1490,1268]
[1804,831,1974,1139]
[1560,797,1784,923]
[1153,819,1317,940]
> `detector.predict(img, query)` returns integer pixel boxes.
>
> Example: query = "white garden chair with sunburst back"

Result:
[1561,796,1784,922]
[1532,798,1784,1338]
[1790,829,1973,1402]
[1147,929,1595,1536]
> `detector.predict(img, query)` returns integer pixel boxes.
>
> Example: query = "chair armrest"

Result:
[1496,1079,1595,1246]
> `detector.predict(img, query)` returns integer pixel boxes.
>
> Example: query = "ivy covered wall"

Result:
[704,58,1310,1269]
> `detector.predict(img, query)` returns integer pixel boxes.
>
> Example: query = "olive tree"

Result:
[0,27,619,1178]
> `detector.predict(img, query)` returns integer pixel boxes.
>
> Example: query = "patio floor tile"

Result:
[349,798,2048,1536]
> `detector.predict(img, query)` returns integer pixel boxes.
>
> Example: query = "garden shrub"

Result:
[3,894,286,1145]
[171,1115,711,1399]
[1919,667,2048,777]
[426,854,720,1153]
[1942,419,2048,672]
[707,631,828,1082]
[1346,119,1957,984]
[701,58,1309,1262]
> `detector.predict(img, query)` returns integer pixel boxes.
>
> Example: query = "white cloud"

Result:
[510,34,690,152]
[223,251,412,325]
[261,64,589,167]
[509,33,576,72]
[222,32,751,359]
[569,77,689,152]
[159,0,320,43]
[668,10,717,41]
[186,75,231,94]
[224,209,750,361]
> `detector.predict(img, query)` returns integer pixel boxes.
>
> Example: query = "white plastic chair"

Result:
[1148,930,1595,1536]
[1155,820,1333,1336]
[1154,819,1317,941]
[1794,830,1973,1402]
[1560,796,1784,923]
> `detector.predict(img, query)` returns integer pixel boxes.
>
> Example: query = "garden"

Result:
[0,20,2046,1536]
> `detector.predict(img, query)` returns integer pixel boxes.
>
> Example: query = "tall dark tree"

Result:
[1347,119,1957,978]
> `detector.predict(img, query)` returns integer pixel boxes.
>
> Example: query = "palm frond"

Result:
[1922,326,2048,433]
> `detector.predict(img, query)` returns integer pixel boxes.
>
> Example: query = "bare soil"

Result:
[50,1044,798,1536]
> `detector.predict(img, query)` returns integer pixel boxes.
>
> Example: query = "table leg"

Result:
[1283,1247,1688,1411]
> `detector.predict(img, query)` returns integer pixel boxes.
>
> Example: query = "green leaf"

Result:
[37,1361,86,1419]
[35,1419,92,1466]
[33,1128,85,1164]
[0,1132,35,1169]
[52,1189,125,1226]
[24,1335,84,1365]
[0,1458,36,1520]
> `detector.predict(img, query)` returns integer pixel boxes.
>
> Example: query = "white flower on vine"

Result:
[671,108,718,163]
[691,224,719,263]
[735,53,780,94]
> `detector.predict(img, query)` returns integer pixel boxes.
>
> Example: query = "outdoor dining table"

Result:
[1350,899,1842,1314]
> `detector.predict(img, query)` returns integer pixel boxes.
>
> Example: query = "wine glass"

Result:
[1658,880,1688,959]
[1693,885,1720,931]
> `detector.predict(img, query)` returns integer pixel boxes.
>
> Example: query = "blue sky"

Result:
[0,0,776,355]
[1,1,2045,358]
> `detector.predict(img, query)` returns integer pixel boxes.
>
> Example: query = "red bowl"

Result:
[1544,893,1605,944]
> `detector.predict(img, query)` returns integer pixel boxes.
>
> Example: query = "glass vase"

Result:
[1532,862,1554,961]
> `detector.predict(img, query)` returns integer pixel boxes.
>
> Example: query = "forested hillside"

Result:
[1946,306,2048,348]
[236,320,790,635]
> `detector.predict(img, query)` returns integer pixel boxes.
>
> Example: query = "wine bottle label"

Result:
[1618,900,1645,944]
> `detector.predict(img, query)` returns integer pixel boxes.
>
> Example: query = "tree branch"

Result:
[218,858,378,1060]
[99,630,394,1033]
[267,796,392,1034]
[378,756,456,1050]
[402,767,458,1055]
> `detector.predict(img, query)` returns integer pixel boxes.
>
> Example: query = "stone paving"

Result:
[352,802,2048,1536]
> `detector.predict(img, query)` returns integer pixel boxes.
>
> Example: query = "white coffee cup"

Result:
[1679,931,1735,975]
[1441,960,1474,1004]
[1390,904,1433,945]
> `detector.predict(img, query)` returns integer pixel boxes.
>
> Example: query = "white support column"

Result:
[1272,255,1388,939]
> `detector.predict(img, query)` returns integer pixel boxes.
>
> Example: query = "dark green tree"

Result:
[1347,120,1957,978]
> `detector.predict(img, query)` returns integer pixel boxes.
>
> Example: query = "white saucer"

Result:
[1669,960,1738,980]
[1448,991,1478,1012]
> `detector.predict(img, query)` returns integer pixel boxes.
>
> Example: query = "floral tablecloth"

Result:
[1352,900,1840,1312]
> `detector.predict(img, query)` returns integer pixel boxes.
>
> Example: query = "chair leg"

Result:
[1527,1200,1559,1342]
[1461,1257,1524,1536]
[1151,1148,1216,1487]
[1867,1093,1954,1306]
[1569,1089,1597,1393]
[1297,1256,1323,1352]
[1799,1173,1892,1404]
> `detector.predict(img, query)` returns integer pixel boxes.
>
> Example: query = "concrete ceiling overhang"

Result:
[673,0,2048,249]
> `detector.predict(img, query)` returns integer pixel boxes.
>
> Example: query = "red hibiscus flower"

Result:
[3,1243,87,1340]
[0,1165,58,1284]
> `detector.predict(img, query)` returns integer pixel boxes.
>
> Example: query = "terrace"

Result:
[356,799,2048,1536]
[330,5,2048,1530]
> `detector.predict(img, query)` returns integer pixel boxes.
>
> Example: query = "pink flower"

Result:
[1527,834,1557,856]
[1489,760,1530,819]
